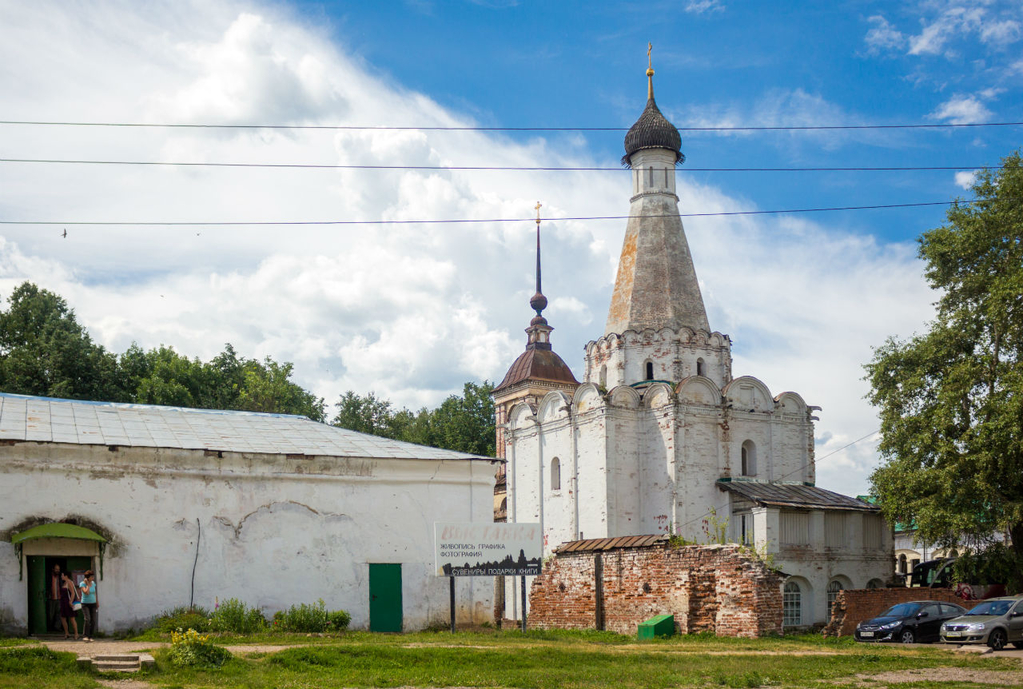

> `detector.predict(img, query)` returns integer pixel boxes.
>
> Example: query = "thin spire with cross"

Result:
[530,201,548,317]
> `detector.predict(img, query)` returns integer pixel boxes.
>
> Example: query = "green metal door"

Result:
[369,563,402,632]
[27,557,47,635]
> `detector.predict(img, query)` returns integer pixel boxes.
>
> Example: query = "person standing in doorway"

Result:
[59,572,79,640]
[48,564,62,632]
[79,570,97,641]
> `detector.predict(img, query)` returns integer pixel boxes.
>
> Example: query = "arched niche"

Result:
[609,385,641,409]
[642,382,674,410]
[509,402,537,430]
[573,383,605,414]
[774,391,808,415]
[723,376,775,413]
[675,376,721,406]
[538,391,572,423]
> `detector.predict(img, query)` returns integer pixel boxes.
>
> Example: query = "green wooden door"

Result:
[369,563,402,632]
[27,557,47,635]
[67,557,92,631]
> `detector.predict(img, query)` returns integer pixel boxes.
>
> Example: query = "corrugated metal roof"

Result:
[556,534,667,553]
[716,480,879,512]
[0,392,494,461]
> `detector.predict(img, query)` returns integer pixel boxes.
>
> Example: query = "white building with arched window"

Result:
[493,66,893,628]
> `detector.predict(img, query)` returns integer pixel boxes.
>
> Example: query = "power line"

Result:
[1,119,1021,132]
[0,202,955,227]
[0,157,997,173]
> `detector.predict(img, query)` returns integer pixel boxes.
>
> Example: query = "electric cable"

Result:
[0,157,997,173]
[0,202,957,227]
[1,119,1021,132]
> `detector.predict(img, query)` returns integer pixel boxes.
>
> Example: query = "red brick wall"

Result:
[824,588,965,637]
[529,543,784,638]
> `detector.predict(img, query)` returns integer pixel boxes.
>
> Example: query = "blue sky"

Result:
[0,0,1021,496]
[318,0,1022,243]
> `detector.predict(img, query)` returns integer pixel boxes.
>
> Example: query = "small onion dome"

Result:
[621,97,684,168]
[529,291,548,315]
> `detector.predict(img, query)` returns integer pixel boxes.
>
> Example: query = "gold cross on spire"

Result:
[535,201,542,225]
[647,42,655,100]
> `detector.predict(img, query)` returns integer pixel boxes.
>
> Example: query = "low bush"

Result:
[153,606,210,634]
[167,628,232,668]
[208,598,266,634]
[271,600,351,633]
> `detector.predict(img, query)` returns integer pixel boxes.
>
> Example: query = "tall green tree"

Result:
[0,283,122,400]
[331,381,496,456]
[865,151,1023,588]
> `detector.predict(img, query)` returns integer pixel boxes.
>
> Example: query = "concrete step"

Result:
[77,652,155,673]
[93,660,141,672]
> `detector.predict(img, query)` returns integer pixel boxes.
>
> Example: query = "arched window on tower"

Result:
[599,364,607,389]
[696,358,705,377]
[550,457,561,491]
[645,361,654,380]
[741,440,757,477]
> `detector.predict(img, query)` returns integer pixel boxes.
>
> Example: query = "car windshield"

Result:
[965,600,1013,616]
[881,603,920,618]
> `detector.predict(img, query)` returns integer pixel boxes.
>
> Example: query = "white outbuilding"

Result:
[0,393,497,635]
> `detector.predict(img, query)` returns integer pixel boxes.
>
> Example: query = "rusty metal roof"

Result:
[494,345,578,392]
[556,534,668,553]
[717,480,879,512]
[0,392,495,461]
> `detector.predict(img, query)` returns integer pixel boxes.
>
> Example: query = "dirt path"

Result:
[39,638,300,656]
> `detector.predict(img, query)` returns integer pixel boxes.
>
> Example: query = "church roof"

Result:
[494,345,578,393]
[717,480,880,512]
[622,97,683,167]
[0,392,493,461]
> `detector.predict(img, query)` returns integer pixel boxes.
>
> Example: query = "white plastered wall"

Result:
[0,443,495,634]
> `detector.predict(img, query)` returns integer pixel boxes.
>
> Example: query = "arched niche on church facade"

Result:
[508,402,537,431]
[774,391,808,416]
[675,376,721,407]
[538,391,572,424]
[572,383,605,414]
[642,382,674,410]
[609,385,641,409]
[723,376,774,413]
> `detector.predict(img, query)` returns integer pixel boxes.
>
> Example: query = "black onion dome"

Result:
[621,98,684,167]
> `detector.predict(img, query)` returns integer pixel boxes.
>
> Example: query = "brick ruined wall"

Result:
[824,587,965,637]
[529,543,784,638]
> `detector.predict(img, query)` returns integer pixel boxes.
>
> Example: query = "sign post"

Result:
[434,522,542,631]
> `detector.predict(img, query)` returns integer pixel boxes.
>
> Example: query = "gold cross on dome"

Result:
[535,201,542,225]
[648,42,652,69]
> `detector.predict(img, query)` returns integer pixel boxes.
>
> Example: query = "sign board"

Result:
[435,522,542,576]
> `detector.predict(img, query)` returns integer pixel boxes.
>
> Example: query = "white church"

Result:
[493,62,892,627]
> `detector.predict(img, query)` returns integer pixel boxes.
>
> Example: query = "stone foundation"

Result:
[529,541,784,637]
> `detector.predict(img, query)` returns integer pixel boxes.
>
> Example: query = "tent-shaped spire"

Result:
[605,48,709,336]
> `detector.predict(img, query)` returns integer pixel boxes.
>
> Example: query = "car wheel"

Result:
[987,629,1007,651]
[899,629,915,644]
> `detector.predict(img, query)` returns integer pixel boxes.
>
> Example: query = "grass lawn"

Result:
[2,630,1020,688]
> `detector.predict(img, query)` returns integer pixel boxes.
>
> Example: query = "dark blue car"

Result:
[855,600,967,643]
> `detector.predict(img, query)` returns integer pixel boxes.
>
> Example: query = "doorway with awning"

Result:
[11,523,107,636]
